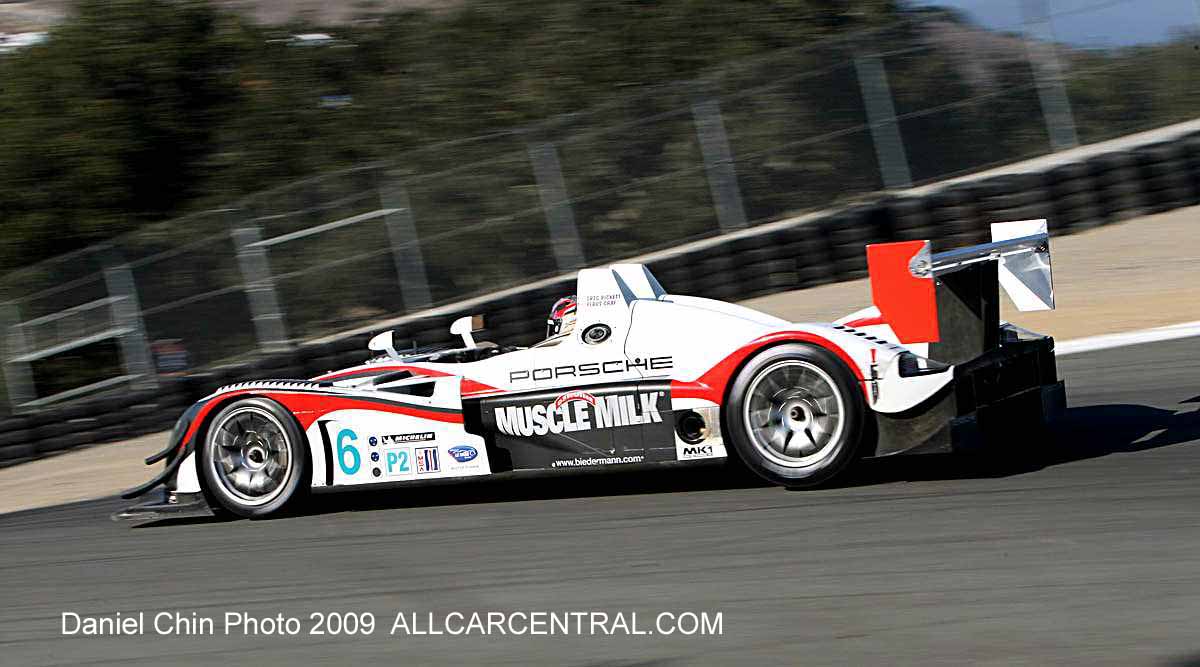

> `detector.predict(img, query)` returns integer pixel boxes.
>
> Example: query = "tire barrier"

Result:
[1135,142,1197,214]
[971,174,1052,238]
[1046,162,1105,233]
[1088,151,1151,224]
[1182,134,1200,206]
[7,128,1200,466]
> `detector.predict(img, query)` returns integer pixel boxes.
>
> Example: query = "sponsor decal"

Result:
[415,447,440,474]
[585,293,622,307]
[554,390,596,410]
[448,445,478,463]
[380,432,435,445]
[369,436,378,446]
[508,356,673,384]
[551,455,644,468]
[382,447,412,477]
[372,468,381,477]
[370,451,380,462]
[494,391,663,437]
[679,444,714,460]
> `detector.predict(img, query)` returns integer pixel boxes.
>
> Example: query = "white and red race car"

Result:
[119,220,1064,520]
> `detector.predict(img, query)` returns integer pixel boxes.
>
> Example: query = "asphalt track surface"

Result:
[2,338,1199,666]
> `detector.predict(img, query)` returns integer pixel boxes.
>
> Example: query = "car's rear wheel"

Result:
[725,343,865,488]
[200,398,307,518]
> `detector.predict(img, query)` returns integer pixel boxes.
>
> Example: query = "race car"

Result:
[118,220,1064,521]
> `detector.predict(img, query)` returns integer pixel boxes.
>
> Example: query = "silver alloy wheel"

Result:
[742,360,845,468]
[208,405,293,507]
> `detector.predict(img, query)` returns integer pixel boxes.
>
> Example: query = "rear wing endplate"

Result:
[866,220,1054,349]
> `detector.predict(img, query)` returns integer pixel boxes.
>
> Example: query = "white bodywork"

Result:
[125,222,1060,518]
[173,262,960,494]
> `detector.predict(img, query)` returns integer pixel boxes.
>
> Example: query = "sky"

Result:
[909,0,1200,46]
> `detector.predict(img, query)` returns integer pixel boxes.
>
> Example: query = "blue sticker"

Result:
[369,436,378,446]
[415,447,440,473]
[448,445,478,463]
[370,451,380,462]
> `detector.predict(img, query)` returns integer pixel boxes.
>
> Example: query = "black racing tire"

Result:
[199,397,308,518]
[724,343,866,488]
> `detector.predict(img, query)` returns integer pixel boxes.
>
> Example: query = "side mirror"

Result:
[368,330,400,359]
[450,315,484,349]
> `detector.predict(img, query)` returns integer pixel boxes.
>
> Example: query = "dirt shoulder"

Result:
[0,431,168,515]
[1,206,1197,515]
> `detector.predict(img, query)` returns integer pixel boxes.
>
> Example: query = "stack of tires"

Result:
[922,185,987,251]
[690,246,743,301]
[1183,132,1200,202]
[0,379,199,465]
[1134,141,1198,214]
[0,416,34,467]
[648,253,697,297]
[727,231,800,300]
[817,205,888,281]
[126,392,177,436]
[968,174,1051,238]
[787,218,844,290]
[884,196,936,243]
[1045,162,1105,234]
[1087,151,1150,224]
[31,411,95,457]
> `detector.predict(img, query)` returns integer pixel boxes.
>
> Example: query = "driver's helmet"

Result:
[546,295,578,339]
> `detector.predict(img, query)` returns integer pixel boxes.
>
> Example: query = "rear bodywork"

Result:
[846,219,1064,456]
[118,222,1065,520]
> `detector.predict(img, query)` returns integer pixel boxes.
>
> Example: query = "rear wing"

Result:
[866,220,1054,363]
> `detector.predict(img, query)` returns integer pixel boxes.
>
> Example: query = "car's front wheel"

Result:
[725,343,865,488]
[199,397,308,518]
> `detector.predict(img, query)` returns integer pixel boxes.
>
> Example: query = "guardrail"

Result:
[1,123,1197,467]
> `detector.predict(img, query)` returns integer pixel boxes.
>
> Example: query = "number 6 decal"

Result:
[337,428,360,475]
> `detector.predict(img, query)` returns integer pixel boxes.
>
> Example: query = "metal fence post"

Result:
[102,263,158,388]
[527,140,586,271]
[1022,0,1079,151]
[0,302,35,409]
[378,172,433,311]
[232,225,290,352]
[854,55,913,190]
[691,95,749,232]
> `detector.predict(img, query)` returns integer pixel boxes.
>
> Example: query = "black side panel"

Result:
[478,382,675,470]
[927,262,1000,365]
[871,385,958,457]
[955,337,1058,414]
[317,420,335,486]
[872,335,1061,458]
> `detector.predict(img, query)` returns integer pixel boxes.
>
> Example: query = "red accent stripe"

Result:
[178,389,462,449]
[461,378,503,398]
[844,315,885,328]
[314,365,453,382]
[671,331,867,405]
[268,393,463,429]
